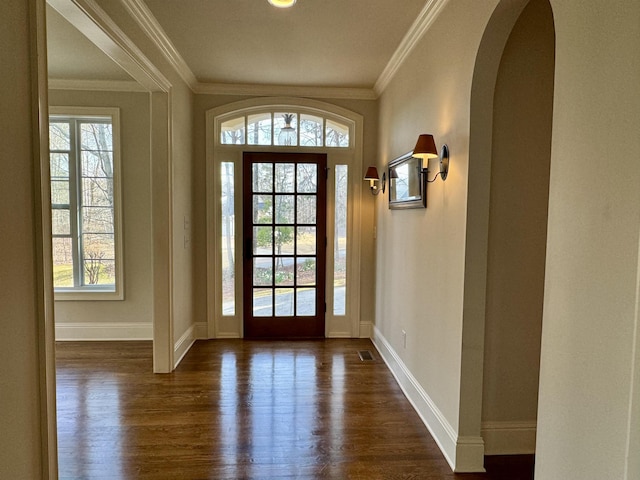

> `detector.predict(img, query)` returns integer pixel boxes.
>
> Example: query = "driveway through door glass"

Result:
[243,152,327,338]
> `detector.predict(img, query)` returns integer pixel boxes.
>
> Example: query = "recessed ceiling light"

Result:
[268,0,296,8]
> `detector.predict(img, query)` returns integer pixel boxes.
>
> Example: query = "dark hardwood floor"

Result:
[56,339,534,479]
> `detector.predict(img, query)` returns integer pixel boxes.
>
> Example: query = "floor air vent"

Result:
[358,350,375,361]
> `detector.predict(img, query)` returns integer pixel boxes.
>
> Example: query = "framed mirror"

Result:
[388,152,426,209]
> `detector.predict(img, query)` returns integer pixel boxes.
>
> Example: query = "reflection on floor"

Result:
[56,339,534,479]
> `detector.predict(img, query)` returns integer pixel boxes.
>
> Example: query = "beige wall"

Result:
[374,0,501,469]
[481,0,554,454]
[537,0,640,478]
[0,0,51,477]
[375,0,640,474]
[6,0,640,476]
[48,89,153,335]
[191,94,378,335]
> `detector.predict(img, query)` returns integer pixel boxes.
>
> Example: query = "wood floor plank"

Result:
[56,339,533,479]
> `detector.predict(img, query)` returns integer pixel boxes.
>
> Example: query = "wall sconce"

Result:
[364,166,386,195]
[412,134,450,182]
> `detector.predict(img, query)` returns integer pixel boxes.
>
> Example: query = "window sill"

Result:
[54,288,123,302]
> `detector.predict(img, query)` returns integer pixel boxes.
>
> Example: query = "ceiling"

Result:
[47,5,132,82]
[46,0,428,90]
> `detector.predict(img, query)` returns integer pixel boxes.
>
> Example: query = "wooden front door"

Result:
[242,152,327,338]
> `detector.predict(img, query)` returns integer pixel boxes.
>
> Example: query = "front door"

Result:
[242,152,327,338]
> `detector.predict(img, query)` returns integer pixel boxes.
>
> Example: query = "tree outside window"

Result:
[49,114,119,294]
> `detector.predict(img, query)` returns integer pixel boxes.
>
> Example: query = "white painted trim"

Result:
[120,0,198,88]
[48,78,146,92]
[194,321,208,339]
[624,223,640,480]
[47,0,171,92]
[118,0,377,100]
[204,110,219,338]
[359,321,373,339]
[372,326,458,470]
[173,324,196,368]
[327,331,352,338]
[372,326,486,472]
[194,82,377,100]
[215,332,242,339]
[47,0,450,101]
[55,322,152,340]
[150,90,175,373]
[32,0,58,473]
[374,0,450,96]
[455,436,486,473]
[481,421,537,455]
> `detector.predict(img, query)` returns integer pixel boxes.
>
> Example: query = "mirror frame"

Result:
[388,152,426,209]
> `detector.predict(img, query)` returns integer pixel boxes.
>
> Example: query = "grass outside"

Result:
[53,263,115,287]
[221,234,347,304]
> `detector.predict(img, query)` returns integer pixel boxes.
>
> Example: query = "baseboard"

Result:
[372,326,485,473]
[194,321,208,339]
[482,421,537,455]
[455,436,486,473]
[372,326,458,470]
[55,322,152,340]
[359,321,373,338]
[215,331,242,339]
[174,324,196,368]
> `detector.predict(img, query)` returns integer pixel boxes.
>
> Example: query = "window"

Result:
[49,108,123,300]
[219,110,351,148]
[208,99,364,339]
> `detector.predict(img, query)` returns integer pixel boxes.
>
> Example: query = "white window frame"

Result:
[49,106,124,301]
[206,98,364,338]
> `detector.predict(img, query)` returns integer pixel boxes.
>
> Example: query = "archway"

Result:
[459,0,555,470]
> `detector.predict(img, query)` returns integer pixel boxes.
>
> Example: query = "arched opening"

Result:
[461,0,555,470]
[481,0,555,456]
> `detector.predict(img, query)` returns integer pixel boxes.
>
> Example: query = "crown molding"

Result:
[47,0,172,92]
[120,0,198,89]
[48,78,148,92]
[112,0,376,100]
[193,82,377,100]
[52,0,445,100]
[374,0,450,96]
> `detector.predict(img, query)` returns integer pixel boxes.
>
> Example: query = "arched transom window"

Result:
[219,110,351,148]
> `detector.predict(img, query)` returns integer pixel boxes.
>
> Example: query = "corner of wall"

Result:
[454,436,486,473]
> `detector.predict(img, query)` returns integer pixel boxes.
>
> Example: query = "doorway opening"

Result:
[243,152,327,338]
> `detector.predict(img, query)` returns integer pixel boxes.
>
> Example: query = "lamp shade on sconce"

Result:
[412,134,439,159]
[364,166,380,180]
[364,166,386,195]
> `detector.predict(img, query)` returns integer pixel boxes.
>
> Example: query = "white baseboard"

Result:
[372,326,485,473]
[194,321,208,339]
[455,436,486,473]
[215,331,242,339]
[372,326,458,469]
[481,421,537,455]
[174,324,196,368]
[55,322,152,341]
[359,321,373,338]
[327,331,352,338]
